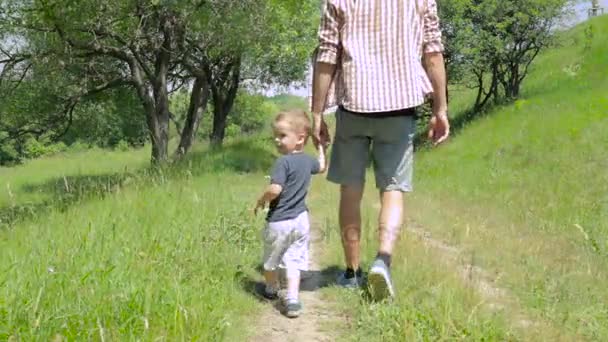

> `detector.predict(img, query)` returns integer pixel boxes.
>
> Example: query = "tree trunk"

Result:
[148,13,174,164]
[150,124,169,163]
[175,76,210,157]
[151,91,171,163]
[209,56,241,148]
[474,72,485,111]
[210,100,228,147]
[508,63,521,99]
[129,60,167,165]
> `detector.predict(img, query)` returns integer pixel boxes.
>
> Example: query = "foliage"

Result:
[438,0,570,109]
[62,88,148,148]
[0,0,318,162]
[412,16,608,339]
[193,91,280,140]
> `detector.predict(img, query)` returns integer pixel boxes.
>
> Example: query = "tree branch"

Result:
[79,77,132,98]
[51,99,78,141]
[54,24,130,62]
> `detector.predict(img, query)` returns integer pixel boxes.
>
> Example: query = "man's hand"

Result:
[312,112,331,149]
[423,52,449,146]
[428,110,450,146]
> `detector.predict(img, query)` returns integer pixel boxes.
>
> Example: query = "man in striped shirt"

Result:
[311,0,450,301]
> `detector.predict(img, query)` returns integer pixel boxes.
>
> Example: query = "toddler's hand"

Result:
[318,144,327,173]
[254,199,265,216]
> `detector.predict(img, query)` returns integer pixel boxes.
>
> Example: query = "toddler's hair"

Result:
[272,109,311,137]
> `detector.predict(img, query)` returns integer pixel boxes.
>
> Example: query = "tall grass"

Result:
[0,139,275,340]
[407,16,608,339]
[2,17,606,341]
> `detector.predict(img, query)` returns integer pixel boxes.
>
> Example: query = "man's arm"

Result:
[423,52,447,115]
[422,0,450,146]
[311,1,341,147]
[311,62,337,115]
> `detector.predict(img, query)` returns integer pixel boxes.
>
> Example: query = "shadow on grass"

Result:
[239,265,392,305]
[0,139,276,229]
[174,139,275,176]
[239,265,343,303]
[0,172,136,229]
[414,106,496,149]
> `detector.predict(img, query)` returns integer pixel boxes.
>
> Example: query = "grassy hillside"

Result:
[408,15,608,339]
[1,137,516,340]
[0,139,276,340]
[1,16,606,341]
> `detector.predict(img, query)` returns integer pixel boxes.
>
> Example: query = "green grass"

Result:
[312,179,517,341]
[0,147,149,207]
[1,16,607,341]
[406,16,608,340]
[0,139,277,340]
[307,16,608,341]
[0,133,521,340]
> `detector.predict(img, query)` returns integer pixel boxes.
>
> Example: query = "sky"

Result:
[568,0,607,24]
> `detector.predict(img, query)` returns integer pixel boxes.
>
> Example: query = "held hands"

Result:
[312,112,329,174]
[317,144,327,173]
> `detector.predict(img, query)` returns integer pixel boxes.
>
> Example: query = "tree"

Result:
[1,0,318,163]
[438,0,570,110]
[184,0,318,148]
[4,0,194,164]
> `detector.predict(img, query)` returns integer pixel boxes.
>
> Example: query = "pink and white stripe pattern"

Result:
[316,0,444,113]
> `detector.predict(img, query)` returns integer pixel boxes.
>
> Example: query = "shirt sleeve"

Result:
[270,157,289,186]
[316,0,342,65]
[422,0,445,54]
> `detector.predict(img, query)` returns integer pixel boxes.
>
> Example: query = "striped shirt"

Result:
[316,0,444,113]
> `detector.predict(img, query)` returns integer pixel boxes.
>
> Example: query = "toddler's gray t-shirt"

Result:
[267,152,320,222]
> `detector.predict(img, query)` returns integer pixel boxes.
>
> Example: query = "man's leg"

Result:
[339,184,365,271]
[368,114,415,300]
[366,190,404,301]
[377,190,404,260]
[326,109,371,287]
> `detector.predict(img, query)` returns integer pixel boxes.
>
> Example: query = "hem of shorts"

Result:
[326,174,365,187]
[263,264,310,272]
[378,185,413,193]
[266,209,308,223]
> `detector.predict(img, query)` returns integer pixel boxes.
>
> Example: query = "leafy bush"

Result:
[196,91,280,140]
[61,88,148,149]
[23,138,67,159]
[0,140,20,166]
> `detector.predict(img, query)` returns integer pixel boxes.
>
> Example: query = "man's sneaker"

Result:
[367,259,395,301]
[337,272,363,289]
[284,300,302,318]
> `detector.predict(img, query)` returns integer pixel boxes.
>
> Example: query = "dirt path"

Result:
[405,221,538,330]
[248,222,346,342]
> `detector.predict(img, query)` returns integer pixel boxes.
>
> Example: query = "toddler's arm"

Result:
[254,184,283,215]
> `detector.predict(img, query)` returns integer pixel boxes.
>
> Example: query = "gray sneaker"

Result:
[284,300,302,318]
[337,272,363,289]
[367,259,395,301]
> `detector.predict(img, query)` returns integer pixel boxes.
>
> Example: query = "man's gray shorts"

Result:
[262,211,310,272]
[327,108,416,192]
